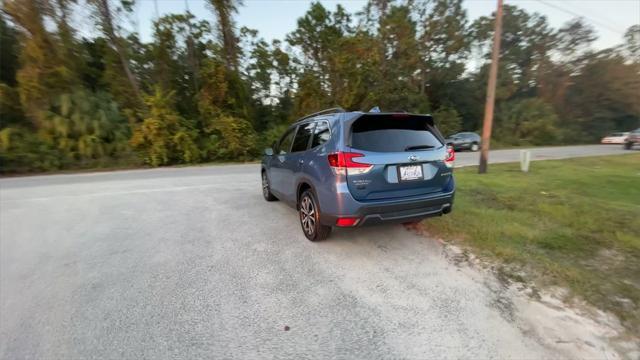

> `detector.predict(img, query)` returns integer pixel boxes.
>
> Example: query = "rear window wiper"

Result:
[405,145,435,151]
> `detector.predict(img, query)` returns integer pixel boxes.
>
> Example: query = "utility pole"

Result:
[478,0,504,174]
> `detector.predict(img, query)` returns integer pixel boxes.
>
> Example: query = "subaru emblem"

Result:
[408,155,418,162]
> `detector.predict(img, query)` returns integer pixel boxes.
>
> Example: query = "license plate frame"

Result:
[397,164,423,182]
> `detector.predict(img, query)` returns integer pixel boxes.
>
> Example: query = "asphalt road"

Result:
[453,143,630,167]
[0,145,631,359]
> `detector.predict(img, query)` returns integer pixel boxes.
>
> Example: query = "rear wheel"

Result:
[262,171,277,201]
[299,190,331,241]
[624,142,633,150]
[470,142,479,152]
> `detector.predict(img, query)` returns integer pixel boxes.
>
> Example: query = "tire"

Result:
[624,142,633,150]
[261,171,277,201]
[299,190,331,241]
[470,142,479,152]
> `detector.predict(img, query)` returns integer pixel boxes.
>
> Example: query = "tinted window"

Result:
[277,128,296,154]
[311,121,330,148]
[291,122,315,152]
[351,115,442,152]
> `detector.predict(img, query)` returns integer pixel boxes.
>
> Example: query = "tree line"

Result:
[1,0,639,173]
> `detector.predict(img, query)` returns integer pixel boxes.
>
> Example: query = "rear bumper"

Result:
[319,190,455,227]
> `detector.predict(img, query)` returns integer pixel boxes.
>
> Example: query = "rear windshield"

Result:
[350,115,442,152]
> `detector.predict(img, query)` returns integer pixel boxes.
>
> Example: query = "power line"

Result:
[535,0,627,35]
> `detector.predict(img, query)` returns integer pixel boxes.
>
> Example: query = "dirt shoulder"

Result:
[416,154,640,358]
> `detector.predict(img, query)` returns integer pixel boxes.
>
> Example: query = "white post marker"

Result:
[520,150,531,172]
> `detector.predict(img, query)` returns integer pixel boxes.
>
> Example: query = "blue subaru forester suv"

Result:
[261,108,456,241]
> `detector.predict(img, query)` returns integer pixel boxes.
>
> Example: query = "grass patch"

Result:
[423,154,640,331]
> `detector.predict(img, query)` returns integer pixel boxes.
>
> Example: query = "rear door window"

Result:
[350,115,442,152]
[291,122,315,152]
[311,121,330,148]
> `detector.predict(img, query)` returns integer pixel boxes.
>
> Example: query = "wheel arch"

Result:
[296,179,318,210]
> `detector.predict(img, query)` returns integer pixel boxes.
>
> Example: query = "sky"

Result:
[122,0,639,50]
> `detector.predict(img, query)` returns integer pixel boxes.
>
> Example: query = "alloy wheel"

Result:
[262,173,269,198]
[300,195,316,236]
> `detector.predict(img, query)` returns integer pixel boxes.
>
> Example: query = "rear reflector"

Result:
[336,217,360,227]
[328,152,373,175]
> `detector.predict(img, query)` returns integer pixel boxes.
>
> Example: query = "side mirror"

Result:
[264,147,274,156]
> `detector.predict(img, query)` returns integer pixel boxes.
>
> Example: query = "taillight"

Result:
[336,217,360,227]
[327,152,374,175]
[444,147,455,168]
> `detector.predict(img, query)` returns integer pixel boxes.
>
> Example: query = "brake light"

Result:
[327,152,374,175]
[445,147,455,168]
[336,217,360,227]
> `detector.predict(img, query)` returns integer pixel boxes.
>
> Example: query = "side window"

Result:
[311,121,331,148]
[277,128,296,155]
[291,122,315,152]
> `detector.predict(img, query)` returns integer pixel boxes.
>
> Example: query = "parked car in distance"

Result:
[445,132,481,152]
[261,108,456,241]
[601,132,629,144]
[624,129,639,149]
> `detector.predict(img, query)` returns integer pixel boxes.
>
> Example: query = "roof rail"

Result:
[295,107,345,123]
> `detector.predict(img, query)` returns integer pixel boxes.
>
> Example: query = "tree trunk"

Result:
[93,0,143,105]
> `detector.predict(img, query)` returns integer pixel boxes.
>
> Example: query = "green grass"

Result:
[423,154,640,331]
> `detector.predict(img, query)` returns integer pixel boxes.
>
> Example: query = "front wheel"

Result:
[624,142,633,150]
[470,142,479,152]
[299,190,331,241]
[262,171,277,201]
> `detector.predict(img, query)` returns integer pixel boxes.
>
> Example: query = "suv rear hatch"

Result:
[345,113,452,201]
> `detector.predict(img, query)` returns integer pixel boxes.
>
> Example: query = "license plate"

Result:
[398,165,423,181]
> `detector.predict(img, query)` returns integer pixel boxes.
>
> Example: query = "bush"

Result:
[0,127,62,173]
[1,89,133,173]
[259,123,289,151]
[41,90,131,162]
[207,115,258,161]
[495,98,560,146]
[130,88,200,166]
[433,106,462,137]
